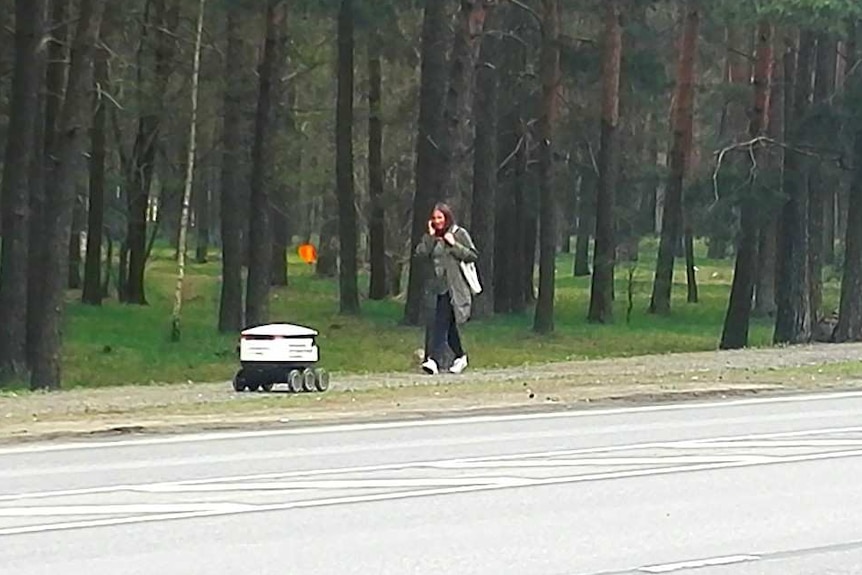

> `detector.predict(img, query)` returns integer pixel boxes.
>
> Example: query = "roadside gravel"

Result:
[1,342,861,443]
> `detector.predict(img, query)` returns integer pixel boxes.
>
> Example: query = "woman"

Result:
[414,202,479,375]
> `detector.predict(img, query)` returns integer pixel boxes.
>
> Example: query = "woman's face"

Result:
[431,209,447,231]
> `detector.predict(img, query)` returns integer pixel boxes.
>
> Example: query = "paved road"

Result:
[2,391,862,574]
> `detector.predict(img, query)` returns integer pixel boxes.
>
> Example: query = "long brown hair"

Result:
[432,202,455,236]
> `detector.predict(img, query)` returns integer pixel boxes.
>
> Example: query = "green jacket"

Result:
[414,224,479,324]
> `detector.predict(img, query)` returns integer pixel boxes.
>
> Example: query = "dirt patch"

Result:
[2,342,862,444]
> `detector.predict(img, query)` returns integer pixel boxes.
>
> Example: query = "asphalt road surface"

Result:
[3,391,862,575]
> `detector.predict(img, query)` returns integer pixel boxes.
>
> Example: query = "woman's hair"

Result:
[432,202,455,231]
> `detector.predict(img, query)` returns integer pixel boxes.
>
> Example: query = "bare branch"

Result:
[498,134,525,171]
[505,0,542,28]
[712,136,769,203]
[710,135,848,204]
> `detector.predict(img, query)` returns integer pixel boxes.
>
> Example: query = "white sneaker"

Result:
[450,355,468,374]
[421,358,439,375]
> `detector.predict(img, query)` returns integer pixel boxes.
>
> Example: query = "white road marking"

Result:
[137,477,529,492]
[3,389,862,455]
[0,503,252,517]
[4,445,862,536]
[3,425,861,503]
[638,554,760,572]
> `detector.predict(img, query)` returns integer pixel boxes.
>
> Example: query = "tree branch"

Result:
[498,134,525,171]
[505,0,542,29]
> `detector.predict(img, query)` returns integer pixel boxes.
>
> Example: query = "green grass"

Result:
[51,239,840,389]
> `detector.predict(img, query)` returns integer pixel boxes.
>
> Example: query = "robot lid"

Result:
[241,323,319,338]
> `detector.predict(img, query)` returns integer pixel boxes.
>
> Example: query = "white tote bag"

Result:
[460,261,482,295]
[451,225,482,295]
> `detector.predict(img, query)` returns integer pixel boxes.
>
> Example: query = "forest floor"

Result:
[2,341,862,445]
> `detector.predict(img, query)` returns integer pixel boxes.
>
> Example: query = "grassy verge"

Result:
[44,239,840,389]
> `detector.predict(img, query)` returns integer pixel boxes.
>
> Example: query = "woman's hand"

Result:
[443,232,455,246]
[427,220,435,236]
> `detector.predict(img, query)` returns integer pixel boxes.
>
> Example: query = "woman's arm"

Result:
[447,228,479,263]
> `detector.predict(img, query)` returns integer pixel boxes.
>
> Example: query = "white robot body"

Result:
[233,323,329,393]
[240,323,319,364]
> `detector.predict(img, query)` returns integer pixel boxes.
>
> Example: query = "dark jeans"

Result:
[426,293,464,364]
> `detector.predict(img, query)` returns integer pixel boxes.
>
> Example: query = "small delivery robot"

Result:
[233,323,330,393]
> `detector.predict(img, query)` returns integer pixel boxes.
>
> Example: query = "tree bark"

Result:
[835,23,862,342]
[533,0,561,333]
[403,0,450,325]
[316,192,338,277]
[68,197,84,288]
[194,181,210,265]
[835,128,862,341]
[30,0,106,390]
[438,0,489,216]
[754,34,785,318]
[367,30,386,301]
[82,30,110,306]
[0,0,46,380]
[125,0,178,305]
[170,0,205,342]
[470,8,500,320]
[720,21,773,349]
[774,30,814,345]
[684,223,698,303]
[245,0,284,327]
[270,25,291,289]
[808,34,837,322]
[650,0,699,316]
[336,0,359,315]
[588,0,622,324]
[217,2,245,333]
[270,185,288,286]
[574,157,595,277]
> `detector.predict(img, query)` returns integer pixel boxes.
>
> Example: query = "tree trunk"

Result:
[245,0,284,327]
[270,188,288,286]
[774,30,814,345]
[270,29,291,289]
[588,0,622,324]
[102,236,113,297]
[125,0,178,305]
[170,0,205,342]
[217,3,245,333]
[403,0,450,325]
[721,21,773,349]
[836,129,862,341]
[438,0,490,215]
[30,0,106,390]
[808,35,837,322]
[316,192,338,277]
[43,0,70,161]
[469,9,500,320]
[574,158,595,277]
[523,202,537,305]
[336,0,359,315]
[684,224,698,303]
[0,0,46,380]
[194,181,210,264]
[835,24,862,342]
[533,0,560,333]
[24,18,48,370]
[650,0,699,316]
[754,34,785,318]
[68,197,83,288]
[0,0,8,154]
[82,33,110,306]
[367,31,386,301]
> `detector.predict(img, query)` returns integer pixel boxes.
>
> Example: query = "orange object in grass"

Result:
[297,243,318,264]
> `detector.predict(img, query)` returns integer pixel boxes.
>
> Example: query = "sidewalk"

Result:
[2,342,861,444]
